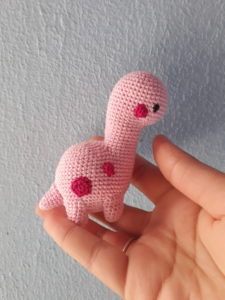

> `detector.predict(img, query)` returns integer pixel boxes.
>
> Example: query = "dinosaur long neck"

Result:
[104,116,141,161]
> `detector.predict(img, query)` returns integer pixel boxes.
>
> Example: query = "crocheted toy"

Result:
[39,71,168,224]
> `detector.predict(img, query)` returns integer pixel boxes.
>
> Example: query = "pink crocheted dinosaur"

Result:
[39,71,168,224]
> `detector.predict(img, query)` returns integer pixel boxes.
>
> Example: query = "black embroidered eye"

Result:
[153,103,160,113]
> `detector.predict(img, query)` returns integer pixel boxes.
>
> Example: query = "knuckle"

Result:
[86,239,105,272]
[168,157,189,186]
[60,225,76,249]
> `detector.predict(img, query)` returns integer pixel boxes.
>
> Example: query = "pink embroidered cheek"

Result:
[134,103,148,118]
[102,162,115,177]
[71,176,92,197]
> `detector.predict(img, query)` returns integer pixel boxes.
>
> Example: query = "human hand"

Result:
[36,135,225,300]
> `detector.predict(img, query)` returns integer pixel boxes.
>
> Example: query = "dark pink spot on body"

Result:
[102,162,115,177]
[71,176,92,197]
[134,103,148,118]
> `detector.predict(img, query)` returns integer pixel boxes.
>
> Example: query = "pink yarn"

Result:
[39,71,168,224]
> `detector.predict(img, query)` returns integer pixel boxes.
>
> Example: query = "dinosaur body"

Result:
[39,71,168,224]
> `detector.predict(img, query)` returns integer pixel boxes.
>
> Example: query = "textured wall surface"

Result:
[1,0,225,299]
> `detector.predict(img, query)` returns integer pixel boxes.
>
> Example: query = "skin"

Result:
[36,135,225,300]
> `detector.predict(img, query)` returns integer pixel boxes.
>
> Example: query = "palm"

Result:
[125,187,225,299]
[37,136,225,300]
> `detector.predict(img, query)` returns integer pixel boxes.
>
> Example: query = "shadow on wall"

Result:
[140,32,225,145]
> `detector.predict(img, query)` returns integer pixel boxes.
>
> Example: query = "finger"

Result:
[91,203,150,236]
[36,205,49,218]
[37,205,135,249]
[83,217,135,249]
[153,135,225,219]
[42,207,128,297]
[37,203,146,237]
[131,154,173,204]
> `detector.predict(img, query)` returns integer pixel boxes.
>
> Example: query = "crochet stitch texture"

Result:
[39,71,168,224]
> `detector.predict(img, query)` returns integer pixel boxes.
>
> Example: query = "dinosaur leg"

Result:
[39,183,63,210]
[65,199,88,225]
[103,195,124,223]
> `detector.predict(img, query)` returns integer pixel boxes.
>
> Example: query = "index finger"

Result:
[40,207,128,298]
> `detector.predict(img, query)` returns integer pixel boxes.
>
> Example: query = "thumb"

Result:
[152,135,225,219]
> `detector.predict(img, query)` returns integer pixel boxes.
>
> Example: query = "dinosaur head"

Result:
[107,71,168,129]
